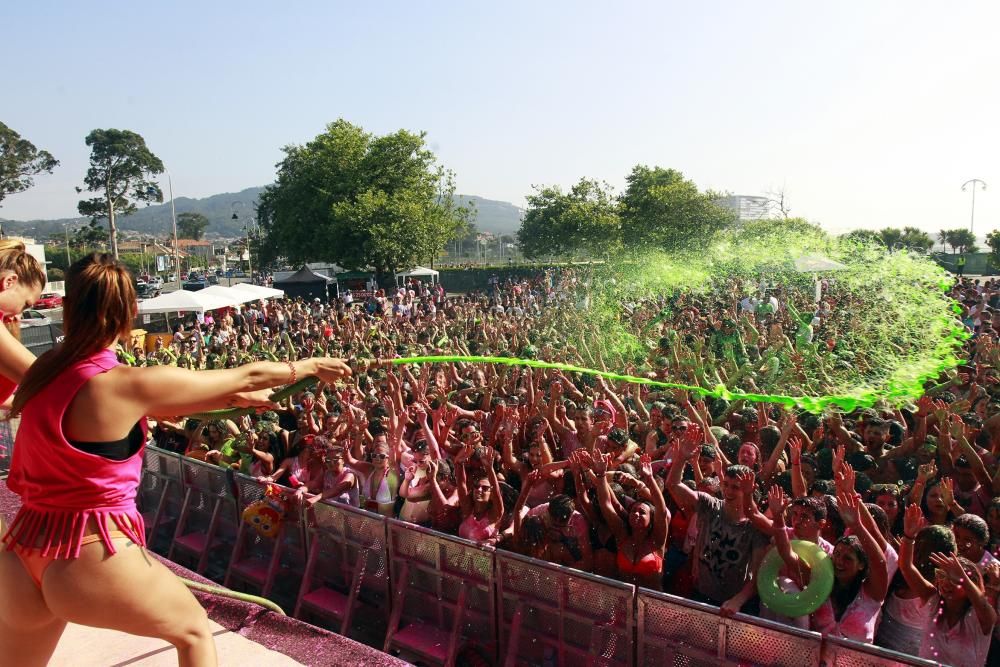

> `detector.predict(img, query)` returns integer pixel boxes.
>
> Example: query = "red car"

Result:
[35,292,63,310]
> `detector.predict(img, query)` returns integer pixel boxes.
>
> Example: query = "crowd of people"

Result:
[1,243,998,666]
[120,268,1000,666]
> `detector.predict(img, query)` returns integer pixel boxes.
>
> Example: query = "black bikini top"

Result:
[68,422,144,461]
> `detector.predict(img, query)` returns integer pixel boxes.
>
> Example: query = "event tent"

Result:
[273,266,334,302]
[232,283,285,299]
[395,266,439,286]
[137,289,236,314]
[793,255,848,273]
[198,285,261,305]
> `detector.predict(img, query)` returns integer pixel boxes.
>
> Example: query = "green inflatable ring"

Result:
[757,539,834,617]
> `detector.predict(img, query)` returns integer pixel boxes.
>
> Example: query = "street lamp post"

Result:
[231,202,256,282]
[63,223,71,268]
[158,169,181,287]
[962,179,987,234]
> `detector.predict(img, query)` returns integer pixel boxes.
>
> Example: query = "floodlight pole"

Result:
[962,179,986,233]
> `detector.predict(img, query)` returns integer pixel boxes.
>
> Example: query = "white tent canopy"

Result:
[232,283,285,299]
[793,255,848,273]
[137,289,236,314]
[198,285,260,305]
[394,266,439,285]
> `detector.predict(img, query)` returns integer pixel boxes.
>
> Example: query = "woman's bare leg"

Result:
[42,538,217,667]
[0,549,67,667]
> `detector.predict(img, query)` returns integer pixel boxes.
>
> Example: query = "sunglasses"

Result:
[372,453,389,460]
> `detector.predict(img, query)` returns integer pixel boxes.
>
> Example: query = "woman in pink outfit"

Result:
[456,445,504,544]
[0,254,352,667]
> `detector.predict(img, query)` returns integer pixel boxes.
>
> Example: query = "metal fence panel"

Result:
[497,551,634,666]
[822,637,942,667]
[310,500,390,612]
[19,324,58,356]
[387,520,497,662]
[0,417,17,476]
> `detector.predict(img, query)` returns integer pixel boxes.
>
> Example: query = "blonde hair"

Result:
[0,240,46,341]
[0,240,46,290]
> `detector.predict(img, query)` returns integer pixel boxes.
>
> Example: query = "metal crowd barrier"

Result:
[139,447,947,667]
[385,519,497,665]
[0,416,18,476]
[497,550,634,666]
[637,590,822,667]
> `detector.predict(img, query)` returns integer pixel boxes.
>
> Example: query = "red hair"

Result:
[13,254,137,415]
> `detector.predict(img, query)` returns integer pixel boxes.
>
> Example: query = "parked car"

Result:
[35,292,63,310]
[182,280,207,292]
[20,309,52,328]
[150,276,164,288]
[180,272,188,281]
[167,273,177,282]
[232,270,247,278]
[207,274,219,285]
[136,284,161,299]
[215,268,223,277]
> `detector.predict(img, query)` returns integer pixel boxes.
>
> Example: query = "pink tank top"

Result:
[459,512,498,543]
[3,349,147,558]
[811,588,882,643]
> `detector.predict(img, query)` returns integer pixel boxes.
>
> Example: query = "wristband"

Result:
[902,535,916,542]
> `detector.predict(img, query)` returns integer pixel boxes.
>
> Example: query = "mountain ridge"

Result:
[0,188,523,240]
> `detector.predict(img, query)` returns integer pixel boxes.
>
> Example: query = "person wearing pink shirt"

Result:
[0,253,352,667]
[899,504,996,666]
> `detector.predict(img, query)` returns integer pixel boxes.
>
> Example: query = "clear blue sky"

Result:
[4,1,1000,237]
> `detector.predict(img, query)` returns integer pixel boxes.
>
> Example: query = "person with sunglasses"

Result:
[344,425,400,517]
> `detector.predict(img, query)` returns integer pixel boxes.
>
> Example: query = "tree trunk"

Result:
[107,193,119,259]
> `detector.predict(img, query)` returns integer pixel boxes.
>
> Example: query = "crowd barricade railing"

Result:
[821,636,942,667]
[0,415,17,476]
[384,519,497,666]
[138,456,954,667]
[497,550,635,667]
[225,474,308,600]
[295,500,390,638]
[637,588,823,667]
[138,446,184,551]
[168,456,237,576]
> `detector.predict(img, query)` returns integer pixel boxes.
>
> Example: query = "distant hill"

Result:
[454,195,523,236]
[0,189,523,240]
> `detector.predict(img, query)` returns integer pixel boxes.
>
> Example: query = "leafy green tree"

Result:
[256,119,472,285]
[944,228,977,254]
[842,229,882,245]
[878,227,903,249]
[0,122,59,206]
[986,230,1000,270]
[517,179,620,259]
[899,226,933,252]
[73,220,109,250]
[77,129,164,258]
[618,166,734,251]
[176,211,210,240]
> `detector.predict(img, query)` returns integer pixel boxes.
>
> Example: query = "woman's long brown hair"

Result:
[12,254,137,415]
